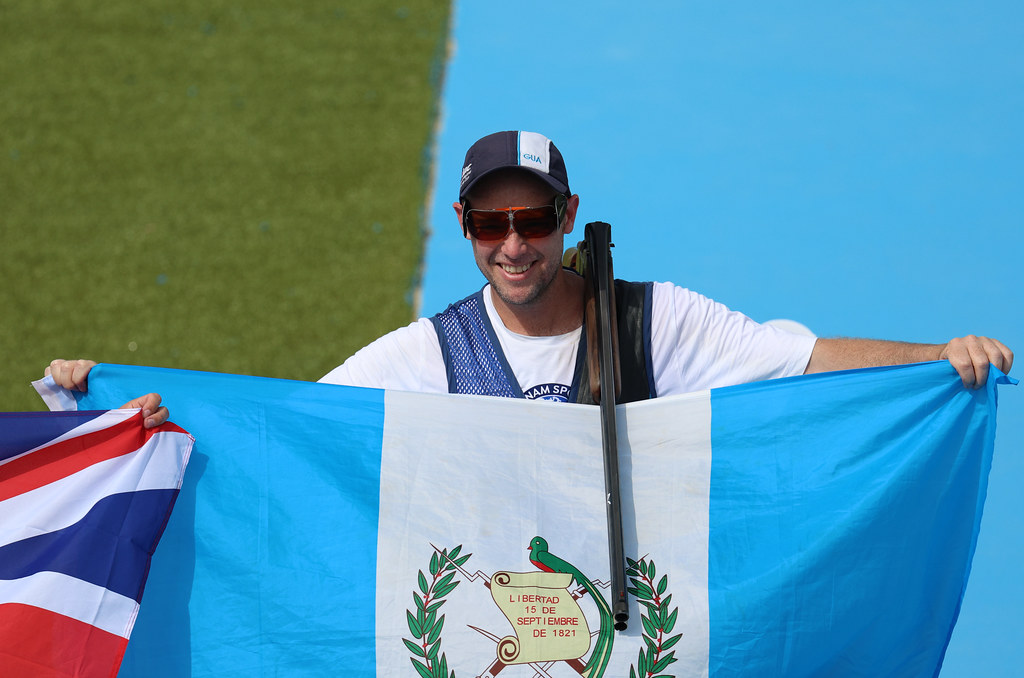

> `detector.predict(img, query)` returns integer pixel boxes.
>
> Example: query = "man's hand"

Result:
[46,358,97,392]
[806,335,1013,389]
[939,335,1014,389]
[121,392,169,429]
[44,358,169,428]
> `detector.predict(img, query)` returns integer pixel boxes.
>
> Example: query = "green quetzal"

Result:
[528,536,614,678]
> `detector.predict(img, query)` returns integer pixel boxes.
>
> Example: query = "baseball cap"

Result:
[459,131,570,200]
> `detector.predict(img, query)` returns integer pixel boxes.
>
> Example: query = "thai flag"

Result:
[0,409,193,678]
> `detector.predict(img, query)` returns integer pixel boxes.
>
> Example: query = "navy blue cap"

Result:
[459,131,570,200]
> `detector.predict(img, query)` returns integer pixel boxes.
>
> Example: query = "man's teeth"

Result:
[502,263,531,274]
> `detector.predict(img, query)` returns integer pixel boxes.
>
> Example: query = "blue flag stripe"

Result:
[0,489,180,601]
[69,365,389,675]
[0,410,106,461]
[707,362,999,677]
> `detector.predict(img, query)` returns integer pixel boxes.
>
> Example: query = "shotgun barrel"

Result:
[582,221,629,631]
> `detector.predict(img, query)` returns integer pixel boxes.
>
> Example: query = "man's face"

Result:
[455,171,577,309]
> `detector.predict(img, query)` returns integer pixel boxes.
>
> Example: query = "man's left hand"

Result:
[940,335,1014,389]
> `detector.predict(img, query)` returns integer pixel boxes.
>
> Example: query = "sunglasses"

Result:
[463,194,567,242]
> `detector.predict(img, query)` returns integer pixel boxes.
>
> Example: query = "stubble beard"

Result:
[485,261,560,309]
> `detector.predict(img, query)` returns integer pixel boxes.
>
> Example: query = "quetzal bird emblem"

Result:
[528,536,614,678]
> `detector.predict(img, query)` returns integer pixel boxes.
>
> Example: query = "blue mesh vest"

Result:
[429,281,656,404]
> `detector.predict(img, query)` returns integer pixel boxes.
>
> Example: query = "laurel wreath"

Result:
[403,545,471,678]
[403,547,680,678]
[626,556,682,678]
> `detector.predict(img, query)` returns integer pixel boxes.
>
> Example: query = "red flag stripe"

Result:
[0,413,186,502]
[0,603,128,678]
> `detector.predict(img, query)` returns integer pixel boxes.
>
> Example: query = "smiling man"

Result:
[314,130,1012,403]
[319,130,817,402]
[47,130,1012,414]
[457,168,583,332]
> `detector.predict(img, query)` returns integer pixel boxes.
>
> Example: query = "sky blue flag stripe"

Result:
[708,364,1004,677]
[0,489,180,601]
[71,366,387,676]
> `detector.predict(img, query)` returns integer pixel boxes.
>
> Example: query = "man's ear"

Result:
[453,201,470,240]
[562,194,580,236]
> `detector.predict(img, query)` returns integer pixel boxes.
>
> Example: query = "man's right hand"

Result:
[46,358,97,392]
[44,359,168,429]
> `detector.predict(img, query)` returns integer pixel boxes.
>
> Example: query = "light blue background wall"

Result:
[422,2,1022,674]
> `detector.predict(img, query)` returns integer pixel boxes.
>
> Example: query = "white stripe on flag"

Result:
[376,389,715,676]
[622,390,713,674]
[0,571,140,638]
[0,429,191,548]
[30,374,83,414]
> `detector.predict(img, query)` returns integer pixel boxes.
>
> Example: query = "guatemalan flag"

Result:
[30,361,1012,677]
[0,408,193,678]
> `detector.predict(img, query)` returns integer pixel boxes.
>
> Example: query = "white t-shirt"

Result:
[481,290,581,401]
[319,282,816,398]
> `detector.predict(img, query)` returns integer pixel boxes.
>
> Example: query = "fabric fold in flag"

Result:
[0,409,193,678]
[32,361,1012,677]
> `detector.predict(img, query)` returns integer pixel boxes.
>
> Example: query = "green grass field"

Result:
[1,1,451,410]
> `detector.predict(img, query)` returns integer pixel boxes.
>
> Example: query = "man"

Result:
[46,130,1013,424]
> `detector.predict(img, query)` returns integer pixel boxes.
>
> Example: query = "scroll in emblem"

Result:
[489,571,590,664]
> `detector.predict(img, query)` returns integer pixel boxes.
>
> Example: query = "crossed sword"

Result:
[430,545,610,678]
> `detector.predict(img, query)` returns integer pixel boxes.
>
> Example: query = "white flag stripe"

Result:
[0,429,191,548]
[30,375,81,413]
[0,570,140,638]
[376,391,602,676]
[621,390,713,675]
[0,408,137,468]
[376,389,715,676]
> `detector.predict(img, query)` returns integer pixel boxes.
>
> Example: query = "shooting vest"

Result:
[429,280,656,404]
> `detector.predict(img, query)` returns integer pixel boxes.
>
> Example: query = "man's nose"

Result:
[501,230,530,255]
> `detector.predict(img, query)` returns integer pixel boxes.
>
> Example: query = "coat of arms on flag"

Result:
[402,541,682,678]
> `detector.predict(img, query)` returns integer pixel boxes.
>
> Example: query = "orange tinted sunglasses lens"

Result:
[465,205,560,241]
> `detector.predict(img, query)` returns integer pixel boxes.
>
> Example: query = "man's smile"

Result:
[500,262,533,275]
